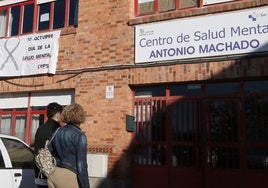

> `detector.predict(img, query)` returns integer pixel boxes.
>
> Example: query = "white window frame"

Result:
[30,90,74,106]
[37,0,56,4]
[0,93,28,109]
[0,0,28,6]
[138,0,154,3]
[203,0,234,5]
[0,90,74,109]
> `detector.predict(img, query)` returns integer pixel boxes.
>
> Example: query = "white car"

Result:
[0,134,37,188]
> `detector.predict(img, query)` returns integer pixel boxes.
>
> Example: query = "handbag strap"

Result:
[48,127,60,144]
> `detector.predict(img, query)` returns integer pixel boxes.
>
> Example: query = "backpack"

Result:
[35,128,59,177]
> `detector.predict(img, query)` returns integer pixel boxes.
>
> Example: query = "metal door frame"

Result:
[202,97,244,188]
[132,80,268,188]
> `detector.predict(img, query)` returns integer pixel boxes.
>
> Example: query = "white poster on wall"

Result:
[135,6,268,64]
[0,30,61,77]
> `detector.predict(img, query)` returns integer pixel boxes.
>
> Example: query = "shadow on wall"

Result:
[93,43,268,188]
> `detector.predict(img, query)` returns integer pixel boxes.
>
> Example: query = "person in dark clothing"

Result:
[34,102,63,188]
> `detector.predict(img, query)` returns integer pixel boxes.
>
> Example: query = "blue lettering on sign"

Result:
[149,46,195,59]
[139,37,173,47]
[194,28,226,41]
[231,24,268,37]
[199,39,259,53]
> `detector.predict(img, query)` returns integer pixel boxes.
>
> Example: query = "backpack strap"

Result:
[48,127,60,144]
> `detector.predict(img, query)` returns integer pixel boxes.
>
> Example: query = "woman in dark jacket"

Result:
[48,103,90,188]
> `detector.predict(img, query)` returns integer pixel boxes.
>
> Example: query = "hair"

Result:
[47,102,63,119]
[61,103,86,125]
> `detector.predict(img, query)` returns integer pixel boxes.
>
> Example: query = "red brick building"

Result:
[0,0,268,188]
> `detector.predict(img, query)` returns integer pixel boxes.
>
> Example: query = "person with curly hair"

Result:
[48,103,90,188]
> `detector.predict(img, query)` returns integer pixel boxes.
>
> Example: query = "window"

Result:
[0,90,74,145]
[0,10,7,37]
[0,150,5,168]
[15,114,27,141]
[1,138,34,168]
[137,0,154,15]
[22,3,34,33]
[53,0,66,29]
[10,5,20,36]
[0,108,45,144]
[0,0,79,37]
[0,1,35,37]
[136,0,197,15]
[0,114,11,135]
[170,84,201,96]
[0,2,35,37]
[38,2,50,30]
[244,80,268,93]
[205,82,240,96]
[135,0,237,16]
[0,0,28,6]
[135,86,166,97]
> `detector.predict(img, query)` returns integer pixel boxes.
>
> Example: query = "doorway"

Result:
[132,80,268,188]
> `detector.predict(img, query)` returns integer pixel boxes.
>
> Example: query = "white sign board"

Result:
[135,6,268,64]
[0,30,61,77]
[106,85,114,99]
[203,0,234,5]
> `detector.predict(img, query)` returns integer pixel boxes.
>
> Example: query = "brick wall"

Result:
[0,0,268,185]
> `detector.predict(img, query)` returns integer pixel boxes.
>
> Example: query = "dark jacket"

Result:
[34,119,61,178]
[48,124,90,188]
